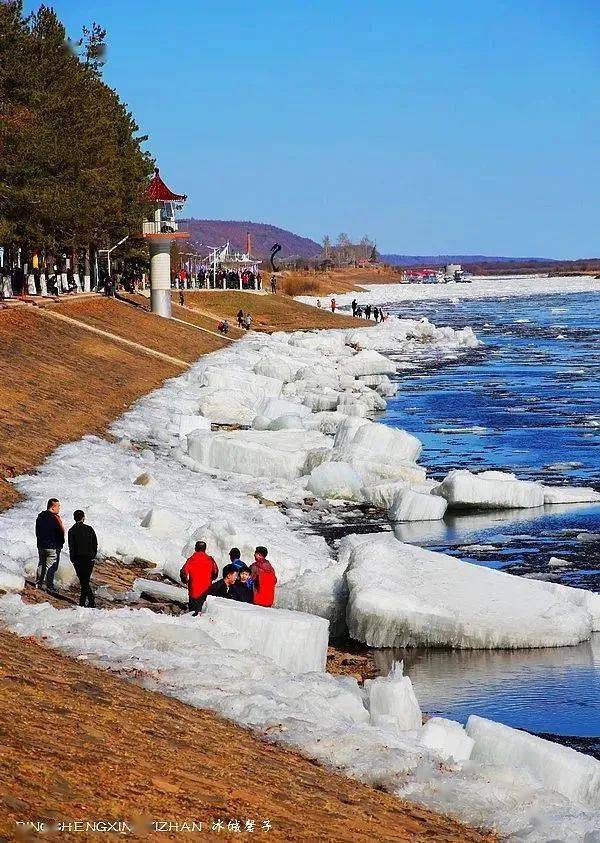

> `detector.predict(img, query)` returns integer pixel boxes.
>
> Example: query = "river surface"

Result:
[357,290,600,754]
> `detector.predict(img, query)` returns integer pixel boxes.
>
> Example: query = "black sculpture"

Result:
[270,243,282,272]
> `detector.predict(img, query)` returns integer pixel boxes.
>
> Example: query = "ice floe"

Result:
[433,470,546,509]
[343,533,599,649]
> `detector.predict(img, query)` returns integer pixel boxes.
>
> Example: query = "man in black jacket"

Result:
[35,498,65,592]
[68,510,98,607]
[208,564,238,600]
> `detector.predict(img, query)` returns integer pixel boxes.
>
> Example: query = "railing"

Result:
[142,219,179,235]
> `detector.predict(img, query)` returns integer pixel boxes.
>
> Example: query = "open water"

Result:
[376,290,600,753]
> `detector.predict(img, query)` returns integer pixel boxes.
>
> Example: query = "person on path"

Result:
[270,275,277,293]
[237,309,244,328]
[365,304,372,320]
[243,313,253,330]
[208,564,238,599]
[249,546,277,607]
[35,498,65,592]
[180,540,219,615]
[351,299,358,317]
[373,306,380,323]
[179,289,185,307]
[330,297,336,313]
[68,510,98,607]
[316,299,322,308]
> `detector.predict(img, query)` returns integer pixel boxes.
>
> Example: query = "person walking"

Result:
[68,510,98,607]
[237,309,244,328]
[351,298,358,317]
[180,541,219,615]
[365,304,372,320]
[373,306,380,323]
[179,289,185,307]
[270,274,277,293]
[249,546,277,607]
[35,498,65,592]
[316,299,322,308]
[330,297,336,313]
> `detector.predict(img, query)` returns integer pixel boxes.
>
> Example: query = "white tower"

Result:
[141,168,188,318]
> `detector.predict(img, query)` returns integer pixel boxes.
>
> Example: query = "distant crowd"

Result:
[34,498,278,614]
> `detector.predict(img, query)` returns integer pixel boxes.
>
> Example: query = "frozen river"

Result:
[370,290,600,753]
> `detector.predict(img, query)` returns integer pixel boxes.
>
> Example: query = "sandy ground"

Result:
[0,293,495,841]
[0,628,494,842]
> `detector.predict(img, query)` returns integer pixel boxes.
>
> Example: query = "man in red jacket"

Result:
[250,546,277,607]
[180,541,218,615]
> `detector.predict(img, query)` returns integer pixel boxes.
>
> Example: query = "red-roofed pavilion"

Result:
[141,167,189,318]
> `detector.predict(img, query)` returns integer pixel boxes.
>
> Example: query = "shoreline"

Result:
[1,291,599,839]
[0,294,495,842]
[296,272,600,306]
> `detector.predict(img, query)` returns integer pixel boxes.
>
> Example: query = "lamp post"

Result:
[99,235,129,280]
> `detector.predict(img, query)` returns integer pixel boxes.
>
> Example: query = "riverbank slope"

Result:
[0,293,493,842]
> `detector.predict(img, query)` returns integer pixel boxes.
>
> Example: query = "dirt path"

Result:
[0,628,494,842]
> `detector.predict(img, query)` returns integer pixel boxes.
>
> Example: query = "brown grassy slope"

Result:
[182,291,363,332]
[0,304,224,511]
[0,629,494,843]
[45,297,232,363]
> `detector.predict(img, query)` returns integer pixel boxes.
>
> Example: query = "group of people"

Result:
[196,268,262,290]
[180,543,277,615]
[351,299,388,321]
[34,498,278,617]
[313,296,389,322]
[35,498,97,607]
[236,309,253,330]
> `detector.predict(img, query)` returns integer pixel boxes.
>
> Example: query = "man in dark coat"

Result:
[35,498,65,592]
[208,564,238,599]
[68,510,98,607]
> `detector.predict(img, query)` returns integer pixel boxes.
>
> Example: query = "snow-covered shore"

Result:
[297,273,600,307]
[1,316,599,840]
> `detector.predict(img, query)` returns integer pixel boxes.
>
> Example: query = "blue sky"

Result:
[25,1,600,256]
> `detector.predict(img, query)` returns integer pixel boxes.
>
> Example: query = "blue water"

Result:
[382,292,600,589]
[373,291,600,749]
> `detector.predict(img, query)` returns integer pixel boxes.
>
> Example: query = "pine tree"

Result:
[0,2,153,265]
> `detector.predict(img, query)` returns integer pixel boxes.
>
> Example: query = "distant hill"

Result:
[381,254,550,267]
[180,219,321,259]
[381,254,600,276]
